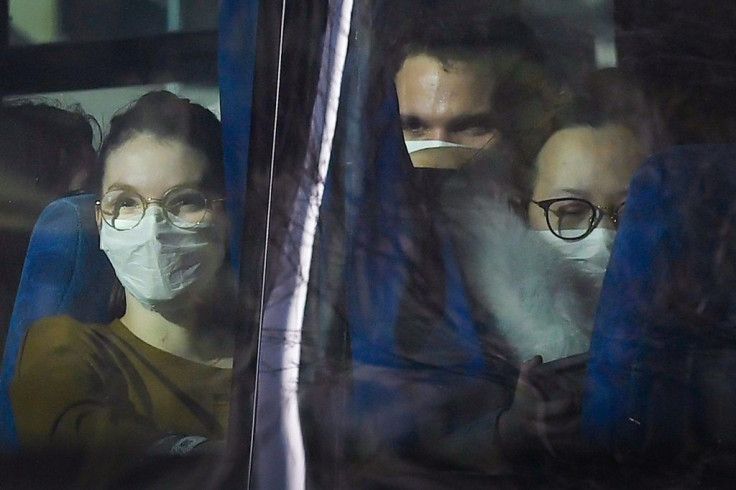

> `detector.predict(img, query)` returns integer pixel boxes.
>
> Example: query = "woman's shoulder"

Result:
[23,315,111,349]
[13,316,118,378]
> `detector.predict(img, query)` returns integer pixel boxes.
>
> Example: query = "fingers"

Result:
[505,356,587,456]
[520,355,543,375]
[518,360,584,455]
[540,396,578,420]
[537,414,584,460]
[516,396,580,428]
[521,357,585,410]
[514,356,546,401]
[531,412,581,437]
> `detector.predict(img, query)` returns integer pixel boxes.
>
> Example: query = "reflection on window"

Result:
[3,83,221,142]
[9,0,218,45]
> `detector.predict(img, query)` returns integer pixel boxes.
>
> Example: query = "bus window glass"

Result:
[283,0,736,487]
[3,0,736,487]
[9,0,218,45]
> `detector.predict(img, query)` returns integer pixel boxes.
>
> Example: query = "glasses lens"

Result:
[163,188,208,228]
[100,189,144,230]
[547,199,596,239]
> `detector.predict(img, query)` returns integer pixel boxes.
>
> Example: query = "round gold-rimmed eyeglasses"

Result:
[96,186,225,231]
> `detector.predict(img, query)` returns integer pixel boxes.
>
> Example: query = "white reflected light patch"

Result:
[253,0,354,489]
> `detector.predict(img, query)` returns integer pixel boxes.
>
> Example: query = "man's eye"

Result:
[459,125,494,137]
[401,117,425,133]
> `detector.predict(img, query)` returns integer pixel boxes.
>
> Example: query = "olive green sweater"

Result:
[10,315,231,484]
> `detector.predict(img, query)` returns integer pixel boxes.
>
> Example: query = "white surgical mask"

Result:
[404,139,467,154]
[100,207,224,310]
[535,228,616,278]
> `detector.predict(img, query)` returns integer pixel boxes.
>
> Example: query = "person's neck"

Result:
[120,292,233,368]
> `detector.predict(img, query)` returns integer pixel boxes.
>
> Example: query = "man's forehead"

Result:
[407,50,483,71]
[402,45,519,71]
[397,53,497,88]
[398,62,493,104]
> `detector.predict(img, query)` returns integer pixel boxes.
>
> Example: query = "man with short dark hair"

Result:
[388,5,556,166]
[396,49,500,149]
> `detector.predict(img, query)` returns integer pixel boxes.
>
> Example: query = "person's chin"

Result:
[149,288,201,314]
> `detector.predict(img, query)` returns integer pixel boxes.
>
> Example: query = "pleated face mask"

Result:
[99,207,225,310]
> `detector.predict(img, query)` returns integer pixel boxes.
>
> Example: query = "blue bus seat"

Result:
[0,193,115,451]
[584,145,736,462]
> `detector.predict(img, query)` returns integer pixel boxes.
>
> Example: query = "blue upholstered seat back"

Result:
[0,193,115,451]
[584,145,736,460]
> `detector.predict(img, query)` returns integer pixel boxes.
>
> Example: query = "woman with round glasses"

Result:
[11,91,234,486]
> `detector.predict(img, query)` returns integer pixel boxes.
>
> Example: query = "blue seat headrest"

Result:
[584,144,736,461]
[0,193,115,451]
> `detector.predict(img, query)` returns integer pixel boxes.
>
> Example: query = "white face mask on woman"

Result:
[100,207,224,310]
[535,228,617,279]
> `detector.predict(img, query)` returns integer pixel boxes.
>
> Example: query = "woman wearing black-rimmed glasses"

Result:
[429,68,664,474]
[527,122,644,277]
[528,68,661,280]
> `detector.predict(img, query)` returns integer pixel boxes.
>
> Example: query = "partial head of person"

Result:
[396,49,501,150]
[388,5,557,168]
[0,101,97,229]
[528,69,661,276]
[439,145,599,362]
[0,101,98,343]
[96,90,227,315]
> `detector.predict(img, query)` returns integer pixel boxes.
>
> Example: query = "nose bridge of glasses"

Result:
[141,197,168,221]
[144,196,164,206]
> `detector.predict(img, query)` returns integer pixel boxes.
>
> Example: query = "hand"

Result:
[497,356,582,460]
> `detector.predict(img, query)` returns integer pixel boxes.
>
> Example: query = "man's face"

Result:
[395,53,499,149]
